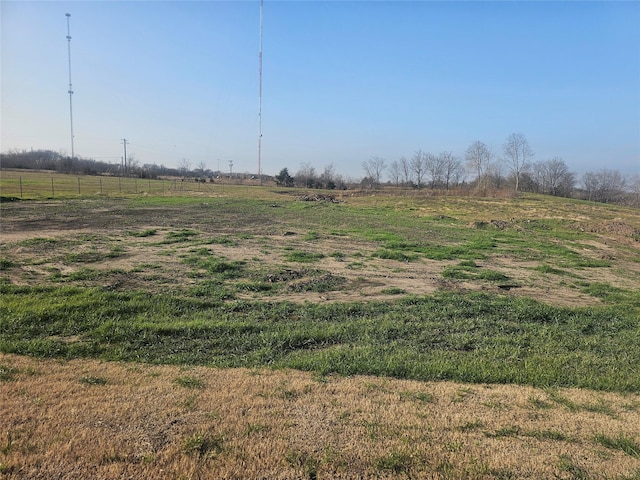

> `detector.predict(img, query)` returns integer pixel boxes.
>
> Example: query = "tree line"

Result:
[2,144,637,207]
[356,133,638,206]
[0,149,208,179]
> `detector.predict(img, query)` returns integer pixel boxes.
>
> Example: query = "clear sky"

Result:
[1,1,639,179]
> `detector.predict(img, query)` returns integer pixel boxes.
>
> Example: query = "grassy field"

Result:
[1,171,639,478]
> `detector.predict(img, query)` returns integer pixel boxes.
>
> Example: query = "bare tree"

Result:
[424,153,445,188]
[319,163,336,189]
[439,151,464,190]
[399,156,411,185]
[535,157,575,197]
[296,161,317,188]
[582,169,626,203]
[179,158,192,177]
[128,155,140,176]
[410,149,426,188]
[630,174,640,207]
[362,157,387,187]
[582,171,598,202]
[465,141,492,189]
[388,159,401,186]
[196,160,207,176]
[486,160,505,189]
[502,133,534,192]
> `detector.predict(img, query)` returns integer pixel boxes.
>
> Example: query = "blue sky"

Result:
[1,1,639,179]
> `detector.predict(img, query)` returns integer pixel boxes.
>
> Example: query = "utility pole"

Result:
[121,139,128,176]
[65,13,75,159]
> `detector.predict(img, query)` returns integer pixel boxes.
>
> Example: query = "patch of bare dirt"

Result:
[2,200,639,307]
[0,222,626,307]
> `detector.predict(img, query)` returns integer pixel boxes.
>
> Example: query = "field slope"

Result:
[1,184,639,478]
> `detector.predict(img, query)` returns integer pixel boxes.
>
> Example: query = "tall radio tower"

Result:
[257,0,263,179]
[65,13,75,159]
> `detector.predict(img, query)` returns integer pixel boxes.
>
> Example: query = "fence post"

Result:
[19,177,23,199]
[100,177,103,194]
[51,177,55,197]
[119,177,122,193]
[78,176,81,195]
[135,178,138,193]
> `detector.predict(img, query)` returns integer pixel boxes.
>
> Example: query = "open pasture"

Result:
[1,178,639,478]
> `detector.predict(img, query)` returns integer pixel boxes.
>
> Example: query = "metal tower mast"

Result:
[121,139,129,175]
[257,0,263,180]
[65,13,75,159]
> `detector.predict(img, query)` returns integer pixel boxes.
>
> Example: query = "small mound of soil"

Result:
[297,193,340,203]
[574,221,640,240]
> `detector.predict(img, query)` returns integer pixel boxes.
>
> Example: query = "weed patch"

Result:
[0,364,17,381]
[175,375,206,389]
[399,390,433,403]
[285,251,325,263]
[0,259,16,270]
[381,287,407,295]
[288,274,347,293]
[125,229,157,237]
[579,282,629,303]
[163,229,199,243]
[557,454,590,479]
[594,434,640,458]
[375,450,415,474]
[442,261,510,282]
[79,375,108,386]
[372,249,418,262]
[182,432,224,457]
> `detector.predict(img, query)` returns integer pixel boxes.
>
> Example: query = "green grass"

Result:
[371,249,419,262]
[182,432,224,457]
[17,237,60,247]
[533,264,577,277]
[174,375,206,389]
[1,284,638,392]
[579,282,632,303]
[594,433,640,458]
[381,287,407,295]
[79,375,108,386]
[284,251,325,263]
[442,261,510,282]
[2,189,639,397]
[0,364,17,381]
[375,450,414,474]
[163,229,199,243]
[125,228,157,237]
[0,259,16,270]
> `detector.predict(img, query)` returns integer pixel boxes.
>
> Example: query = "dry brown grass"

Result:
[1,354,639,479]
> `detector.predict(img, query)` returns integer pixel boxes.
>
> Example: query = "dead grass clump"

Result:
[1,354,639,479]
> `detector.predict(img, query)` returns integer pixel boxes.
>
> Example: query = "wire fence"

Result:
[0,172,222,199]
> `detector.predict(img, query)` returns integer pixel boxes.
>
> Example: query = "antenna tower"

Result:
[65,13,75,159]
[257,0,263,180]
[121,139,129,176]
